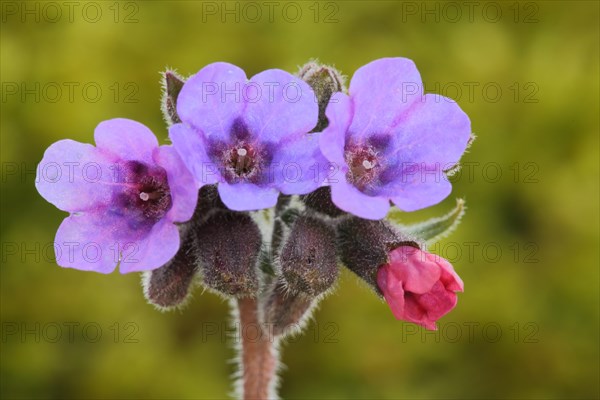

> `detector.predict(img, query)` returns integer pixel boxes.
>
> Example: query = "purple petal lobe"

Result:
[35,139,115,212]
[390,94,471,168]
[169,123,221,185]
[320,92,352,167]
[271,133,328,195]
[119,219,180,273]
[348,58,422,138]
[94,119,158,164]
[391,177,452,212]
[217,182,278,211]
[244,69,318,141]
[55,210,180,274]
[154,145,198,223]
[54,212,125,273]
[177,62,247,141]
[330,180,390,220]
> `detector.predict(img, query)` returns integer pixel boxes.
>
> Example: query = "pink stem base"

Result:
[237,297,278,400]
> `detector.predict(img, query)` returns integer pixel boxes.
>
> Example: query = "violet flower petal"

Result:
[271,133,328,195]
[243,69,318,142]
[176,62,247,142]
[391,177,452,212]
[154,145,198,222]
[119,218,180,273]
[217,182,278,211]
[390,94,471,168]
[348,57,422,138]
[169,123,221,185]
[54,212,127,273]
[94,118,158,164]
[320,92,352,167]
[330,179,390,220]
[35,139,115,213]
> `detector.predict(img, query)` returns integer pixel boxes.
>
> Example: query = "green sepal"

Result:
[161,69,185,125]
[388,199,466,245]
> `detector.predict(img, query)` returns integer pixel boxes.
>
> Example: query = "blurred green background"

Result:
[1,1,598,398]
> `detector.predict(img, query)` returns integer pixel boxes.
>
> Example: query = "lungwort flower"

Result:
[377,246,464,330]
[35,119,197,273]
[169,62,326,211]
[320,57,471,219]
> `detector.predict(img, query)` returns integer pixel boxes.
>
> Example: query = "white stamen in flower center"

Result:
[139,192,150,201]
[237,148,248,157]
[362,159,375,170]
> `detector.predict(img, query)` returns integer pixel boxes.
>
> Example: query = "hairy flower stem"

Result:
[237,297,279,400]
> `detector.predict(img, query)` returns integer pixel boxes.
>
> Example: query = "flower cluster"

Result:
[36,58,472,331]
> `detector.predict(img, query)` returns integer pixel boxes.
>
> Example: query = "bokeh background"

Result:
[1,1,598,398]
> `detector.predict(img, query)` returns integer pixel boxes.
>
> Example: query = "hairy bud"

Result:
[196,211,261,297]
[263,215,338,337]
[142,227,198,310]
[280,215,338,296]
[196,184,227,215]
[301,186,345,218]
[262,281,314,336]
[161,70,185,125]
[337,217,419,295]
[298,61,345,132]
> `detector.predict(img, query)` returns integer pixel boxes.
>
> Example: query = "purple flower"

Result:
[35,118,197,273]
[169,62,326,211]
[320,58,471,220]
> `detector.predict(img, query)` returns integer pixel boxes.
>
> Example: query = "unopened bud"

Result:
[143,227,198,310]
[196,184,227,214]
[196,211,261,297]
[301,187,345,218]
[298,61,345,132]
[262,281,314,336]
[337,217,419,295]
[262,215,338,337]
[280,215,338,296]
[161,70,185,125]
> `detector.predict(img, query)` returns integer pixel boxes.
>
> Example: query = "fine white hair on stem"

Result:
[230,297,282,400]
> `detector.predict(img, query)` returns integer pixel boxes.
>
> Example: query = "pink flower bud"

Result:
[377,246,464,330]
